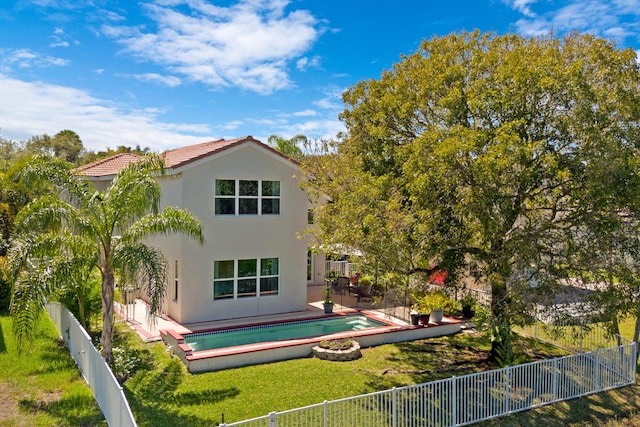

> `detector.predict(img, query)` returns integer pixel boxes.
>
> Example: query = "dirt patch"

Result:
[0,382,22,425]
[0,381,65,425]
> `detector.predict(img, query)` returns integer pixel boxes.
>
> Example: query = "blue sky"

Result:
[1,0,639,153]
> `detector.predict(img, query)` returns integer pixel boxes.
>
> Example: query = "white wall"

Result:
[156,143,309,324]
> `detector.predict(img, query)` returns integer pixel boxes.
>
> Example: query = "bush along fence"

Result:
[220,335,636,427]
[45,302,137,427]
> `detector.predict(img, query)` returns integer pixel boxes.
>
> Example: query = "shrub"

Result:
[412,289,458,316]
[0,257,10,313]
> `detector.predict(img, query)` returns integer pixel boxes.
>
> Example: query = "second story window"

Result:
[215,179,280,216]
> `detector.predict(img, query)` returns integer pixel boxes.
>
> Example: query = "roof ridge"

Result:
[75,152,141,172]
[77,135,297,177]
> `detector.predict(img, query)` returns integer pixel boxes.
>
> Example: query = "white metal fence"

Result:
[45,302,137,427]
[324,260,359,279]
[221,337,636,427]
[516,318,621,353]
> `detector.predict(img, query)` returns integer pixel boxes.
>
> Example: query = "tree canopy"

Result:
[303,31,640,364]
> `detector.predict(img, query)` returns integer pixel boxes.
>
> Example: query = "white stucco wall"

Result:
[155,143,309,324]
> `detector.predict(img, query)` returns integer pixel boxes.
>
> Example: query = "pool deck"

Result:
[116,284,462,372]
[115,284,402,342]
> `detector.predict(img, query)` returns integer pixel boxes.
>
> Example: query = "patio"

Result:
[116,283,409,342]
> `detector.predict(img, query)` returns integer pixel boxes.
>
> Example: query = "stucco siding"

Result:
[155,144,308,324]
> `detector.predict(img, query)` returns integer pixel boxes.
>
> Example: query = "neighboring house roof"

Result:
[75,153,141,177]
[76,136,299,178]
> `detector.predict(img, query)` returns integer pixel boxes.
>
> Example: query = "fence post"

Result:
[269,411,277,427]
[505,366,511,414]
[552,358,559,401]
[634,340,638,384]
[451,377,457,426]
[392,387,397,427]
[324,400,328,427]
[594,349,601,392]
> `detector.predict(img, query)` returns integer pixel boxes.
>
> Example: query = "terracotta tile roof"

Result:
[162,136,250,169]
[76,136,298,178]
[75,153,142,177]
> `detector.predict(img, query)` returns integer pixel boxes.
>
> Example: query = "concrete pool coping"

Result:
[161,309,462,373]
[115,284,388,343]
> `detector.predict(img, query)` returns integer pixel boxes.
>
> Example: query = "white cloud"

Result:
[293,109,317,117]
[510,0,640,44]
[312,86,344,111]
[132,73,182,87]
[0,74,210,152]
[2,48,70,69]
[296,55,321,71]
[49,27,71,48]
[502,0,538,17]
[103,0,323,94]
[221,120,244,130]
[278,118,344,142]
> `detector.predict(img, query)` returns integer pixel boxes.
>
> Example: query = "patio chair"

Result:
[334,276,350,294]
[355,284,375,303]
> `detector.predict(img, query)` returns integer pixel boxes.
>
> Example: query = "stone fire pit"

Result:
[312,339,362,361]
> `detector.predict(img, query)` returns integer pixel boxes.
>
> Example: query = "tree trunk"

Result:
[101,267,115,366]
[634,316,640,362]
[489,272,514,366]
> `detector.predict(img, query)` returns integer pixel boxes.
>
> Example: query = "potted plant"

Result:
[409,309,420,326]
[411,300,431,325]
[323,287,334,314]
[460,292,477,319]
[415,290,452,324]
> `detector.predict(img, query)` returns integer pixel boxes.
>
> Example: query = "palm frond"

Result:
[122,206,204,245]
[15,155,93,207]
[114,243,167,320]
[103,156,164,228]
[13,196,81,234]
[10,262,57,346]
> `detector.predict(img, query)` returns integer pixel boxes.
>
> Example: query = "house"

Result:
[78,136,320,324]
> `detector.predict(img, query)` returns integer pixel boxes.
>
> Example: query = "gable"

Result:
[76,136,299,179]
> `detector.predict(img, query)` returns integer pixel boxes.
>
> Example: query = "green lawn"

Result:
[121,326,571,426]
[0,313,104,427]
[2,311,639,427]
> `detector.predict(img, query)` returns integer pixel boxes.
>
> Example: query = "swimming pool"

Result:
[185,314,386,351]
[161,310,461,372]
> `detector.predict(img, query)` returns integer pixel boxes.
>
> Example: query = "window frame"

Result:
[214,179,280,216]
[173,259,180,302]
[213,257,280,300]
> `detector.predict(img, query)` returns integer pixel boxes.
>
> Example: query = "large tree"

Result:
[25,129,85,164]
[304,31,640,364]
[8,156,203,364]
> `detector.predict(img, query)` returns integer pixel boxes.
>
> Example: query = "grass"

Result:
[121,325,571,426]
[2,310,640,426]
[0,312,105,426]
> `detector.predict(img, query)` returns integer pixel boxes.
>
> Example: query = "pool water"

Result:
[185,314,386,351]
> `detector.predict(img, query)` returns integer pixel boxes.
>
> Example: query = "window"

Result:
[213,258,279,300]
[260,258,279,295]
[213,260,234,299]
[261,181,280,214]
[215,180,235,215]
[173,260,179,301]
[237,259,257,298]
[214,179,280,216]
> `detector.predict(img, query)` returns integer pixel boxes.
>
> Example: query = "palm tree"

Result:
[7,155,203,364]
